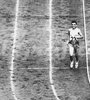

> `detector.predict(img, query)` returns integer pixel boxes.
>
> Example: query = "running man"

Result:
[67,20,83,68]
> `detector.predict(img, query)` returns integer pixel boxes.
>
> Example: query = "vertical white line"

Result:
[10,0,19,100]
[49,0,60,100]
[82,0,90,83]
[49,0,53,85]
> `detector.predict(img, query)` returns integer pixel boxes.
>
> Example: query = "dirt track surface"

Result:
[0,0,90,100]
[53,69,90,100]
[0,0,15,100]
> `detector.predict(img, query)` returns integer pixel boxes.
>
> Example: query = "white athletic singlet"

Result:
[68,28,82,40]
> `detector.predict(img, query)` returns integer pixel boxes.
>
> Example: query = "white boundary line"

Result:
[82,0,90,83]
[10,0,19,100]
[49,0,60,100]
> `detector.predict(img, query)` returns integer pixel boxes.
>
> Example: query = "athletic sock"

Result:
[70,56,73,62]
[75,55,78,62]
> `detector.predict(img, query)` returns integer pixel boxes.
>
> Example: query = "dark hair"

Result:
[71,20,77,24]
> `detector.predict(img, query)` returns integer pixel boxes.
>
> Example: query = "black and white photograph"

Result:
[0,0,90,100]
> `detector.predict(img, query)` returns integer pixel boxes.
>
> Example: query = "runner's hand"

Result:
[66,40,69,45]
[75,35,83,39]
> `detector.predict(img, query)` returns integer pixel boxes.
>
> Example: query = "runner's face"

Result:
[72,23,77,29]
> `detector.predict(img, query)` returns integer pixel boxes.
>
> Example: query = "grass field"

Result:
[0,0,90,100]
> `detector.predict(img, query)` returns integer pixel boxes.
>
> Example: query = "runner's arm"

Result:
[65,30,70,44]
[66,30,70,38]
[76,29,83,39]
[78,29,83,38]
